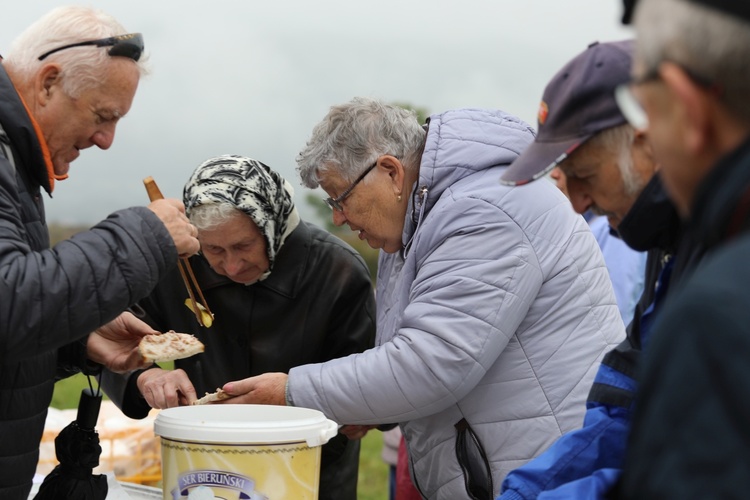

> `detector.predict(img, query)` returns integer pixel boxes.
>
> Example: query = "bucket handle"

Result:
[305,419,339,447]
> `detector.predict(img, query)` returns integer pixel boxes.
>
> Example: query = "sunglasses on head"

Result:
[37,32,144,61]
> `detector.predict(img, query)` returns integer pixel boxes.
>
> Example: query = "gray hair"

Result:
[587,124,641,196]
[296,97,427,188]
[189,203,245,232]
[634,0,750,124]
[3,6,149,98]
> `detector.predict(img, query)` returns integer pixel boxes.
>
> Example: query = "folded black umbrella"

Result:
[35,383,108,500]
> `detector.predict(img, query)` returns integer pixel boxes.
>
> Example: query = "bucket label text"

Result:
[172,469,267,499]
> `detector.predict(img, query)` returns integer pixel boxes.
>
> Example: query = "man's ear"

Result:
[378,155,406,197]
[634,128,658,172]
[660,62,711,155]
[36,63,63,106]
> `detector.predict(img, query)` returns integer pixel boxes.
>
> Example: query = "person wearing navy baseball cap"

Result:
[615,0,750,498]
[501,41,635,189]
[502,40,651,323]
[501,40,658,231]
[497,38,705,500]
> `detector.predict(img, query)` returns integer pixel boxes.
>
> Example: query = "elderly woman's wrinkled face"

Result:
[319,158,407,254]
[198,213,270,285]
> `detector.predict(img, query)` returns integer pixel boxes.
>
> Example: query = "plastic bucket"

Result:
[154,404,338,500]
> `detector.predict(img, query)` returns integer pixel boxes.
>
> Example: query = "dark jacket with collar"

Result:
[618,136,750,498]
[104,220,376,500]
[0,64,177,500]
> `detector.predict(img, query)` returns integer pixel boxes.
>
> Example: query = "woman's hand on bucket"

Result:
[222,373,288,406]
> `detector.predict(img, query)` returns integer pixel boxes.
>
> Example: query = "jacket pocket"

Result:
[454,418,493,500]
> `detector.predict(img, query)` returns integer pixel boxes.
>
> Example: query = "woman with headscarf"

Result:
[102,154,375,500]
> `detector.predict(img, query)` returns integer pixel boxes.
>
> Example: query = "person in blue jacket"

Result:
[497,39,702,499]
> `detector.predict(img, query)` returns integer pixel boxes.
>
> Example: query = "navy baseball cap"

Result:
[501,40,634,186]
[623,0,750,25]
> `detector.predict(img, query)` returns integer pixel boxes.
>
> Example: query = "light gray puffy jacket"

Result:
[288,108,625,499]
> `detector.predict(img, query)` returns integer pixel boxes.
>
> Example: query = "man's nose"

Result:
[91,123,116,150]
[566,182,593,214]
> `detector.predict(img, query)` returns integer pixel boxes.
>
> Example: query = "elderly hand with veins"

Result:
[222,372,289,406]
[137,367,198,409]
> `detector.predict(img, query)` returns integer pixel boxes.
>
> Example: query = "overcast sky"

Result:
[1,1,632,227]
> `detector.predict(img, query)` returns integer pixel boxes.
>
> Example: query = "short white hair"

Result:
[587,124,641,196]
[296,97,426,188]
[634,0,750,124]
[3,5,149,98]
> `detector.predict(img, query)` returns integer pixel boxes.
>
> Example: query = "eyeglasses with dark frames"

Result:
[38,33,144,62]
[615,60,719,130]
[324,159,378,212]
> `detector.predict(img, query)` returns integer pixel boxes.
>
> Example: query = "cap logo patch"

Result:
[538,101,549,126]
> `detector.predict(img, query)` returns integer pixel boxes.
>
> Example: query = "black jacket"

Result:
[0,64,178,500]
[618,136,750,498]
[103,220,376,500]
[587,173,687,409]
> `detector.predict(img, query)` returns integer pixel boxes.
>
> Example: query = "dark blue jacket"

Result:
[0,64,177,500]
[617,136,750,498]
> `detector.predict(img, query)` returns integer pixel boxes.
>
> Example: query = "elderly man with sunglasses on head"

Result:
[609,0,750,497]
[0,6,199,499]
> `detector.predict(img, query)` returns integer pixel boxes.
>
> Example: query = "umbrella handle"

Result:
[77,388,102,430]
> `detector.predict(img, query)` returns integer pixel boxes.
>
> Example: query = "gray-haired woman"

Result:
[218,99,625,499]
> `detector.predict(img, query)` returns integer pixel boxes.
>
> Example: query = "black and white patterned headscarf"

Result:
[183,155,300,281]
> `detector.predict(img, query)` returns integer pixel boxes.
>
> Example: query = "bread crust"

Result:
[192,388,231,405]
[138,330,205,363]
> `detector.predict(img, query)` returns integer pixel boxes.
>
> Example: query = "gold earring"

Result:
[397,195,402,202]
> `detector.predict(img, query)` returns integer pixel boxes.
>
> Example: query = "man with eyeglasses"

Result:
[611,0,750,497]
[495,39,704,500]
[0,6,199,498]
